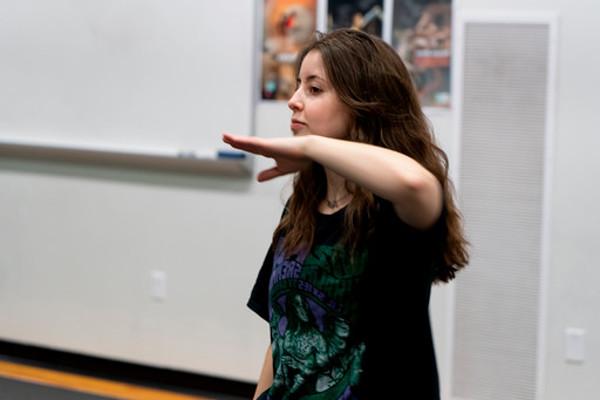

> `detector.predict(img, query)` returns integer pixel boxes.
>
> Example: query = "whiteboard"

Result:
[0,0,256,159]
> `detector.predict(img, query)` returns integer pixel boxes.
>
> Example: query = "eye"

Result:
[308,86,322,94]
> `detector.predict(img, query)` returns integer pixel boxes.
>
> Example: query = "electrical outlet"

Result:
[565,327,585,363]
[150,270,167,301]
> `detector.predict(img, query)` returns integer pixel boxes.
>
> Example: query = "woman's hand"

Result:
[222,133,312,181]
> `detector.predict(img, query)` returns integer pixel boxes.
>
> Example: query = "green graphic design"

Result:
[268,244,368,399]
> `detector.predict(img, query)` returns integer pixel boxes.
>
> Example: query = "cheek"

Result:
[333,109,354,136]
[307,98,353,137]
[334,115,352,133]
[315,114,351,139]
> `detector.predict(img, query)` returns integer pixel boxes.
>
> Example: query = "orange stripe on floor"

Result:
[0,360,213,400]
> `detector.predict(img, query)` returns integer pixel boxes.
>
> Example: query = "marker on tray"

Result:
[217,150,246,159]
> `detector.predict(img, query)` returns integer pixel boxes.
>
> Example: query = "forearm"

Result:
[221,132,442,227]
[303,135,442,227]
[253,344,273,400]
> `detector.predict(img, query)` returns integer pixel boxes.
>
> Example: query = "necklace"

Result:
[325,192,351,209]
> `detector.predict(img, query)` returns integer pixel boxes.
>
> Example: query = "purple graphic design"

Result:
[338,386,354,400]
[270,240,309,288]
[278,316,288,336]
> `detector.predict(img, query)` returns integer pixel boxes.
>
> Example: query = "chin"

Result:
[292,129,308,136]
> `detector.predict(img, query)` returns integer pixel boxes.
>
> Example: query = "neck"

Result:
[324,169,351,210]
[325,192,351,210]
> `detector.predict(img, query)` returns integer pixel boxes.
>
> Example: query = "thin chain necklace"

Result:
[325,192,352,209]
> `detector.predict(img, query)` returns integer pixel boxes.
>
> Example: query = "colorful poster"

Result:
[262,0,317,100]
[392,0,452,107]
[327,0,384,37]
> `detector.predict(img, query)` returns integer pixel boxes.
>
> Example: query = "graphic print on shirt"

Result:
[267,239,367,400]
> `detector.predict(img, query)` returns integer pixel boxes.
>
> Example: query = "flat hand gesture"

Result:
[222,133,312,182]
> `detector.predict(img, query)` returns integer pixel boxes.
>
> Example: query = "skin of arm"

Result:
[253,344,274,400]
[222,133,442,229]
[303,135,442,229]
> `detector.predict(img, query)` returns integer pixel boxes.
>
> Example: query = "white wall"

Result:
[0,0,599,397]
[0,157,286,381]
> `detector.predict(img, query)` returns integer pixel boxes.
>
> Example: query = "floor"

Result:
[0,357,248,400]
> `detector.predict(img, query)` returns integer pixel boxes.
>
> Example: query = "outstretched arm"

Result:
[222,133,442,229]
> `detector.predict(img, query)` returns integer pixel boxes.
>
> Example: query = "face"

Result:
[288,50,353,138]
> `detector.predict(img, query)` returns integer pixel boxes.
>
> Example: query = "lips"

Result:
[291,119,307,131]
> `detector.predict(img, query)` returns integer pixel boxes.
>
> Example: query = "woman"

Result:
[223,28,468,400]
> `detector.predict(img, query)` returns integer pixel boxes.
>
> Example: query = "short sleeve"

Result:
[247,202,288,322]
[246,244,274,322]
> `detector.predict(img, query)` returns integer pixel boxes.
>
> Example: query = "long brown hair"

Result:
[273,29,468,283]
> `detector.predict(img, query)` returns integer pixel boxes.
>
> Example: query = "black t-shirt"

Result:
[248,199,442,399]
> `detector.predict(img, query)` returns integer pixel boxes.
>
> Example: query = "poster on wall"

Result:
[327,0,384,37]
[261,0,317,100]
[392,0,452,107]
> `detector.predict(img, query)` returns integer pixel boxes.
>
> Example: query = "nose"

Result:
[288,88,303,112]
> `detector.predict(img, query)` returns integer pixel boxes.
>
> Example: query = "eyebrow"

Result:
[296,74,325,84]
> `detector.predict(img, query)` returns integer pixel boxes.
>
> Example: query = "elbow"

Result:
[396,172,443,230]
[405,172,431,194]
[401,170,437,200]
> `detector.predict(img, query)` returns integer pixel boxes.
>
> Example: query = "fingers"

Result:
[257,167,285,182]
[222,132,246,148]
[222,133,263,155]
[223,134,303,182]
